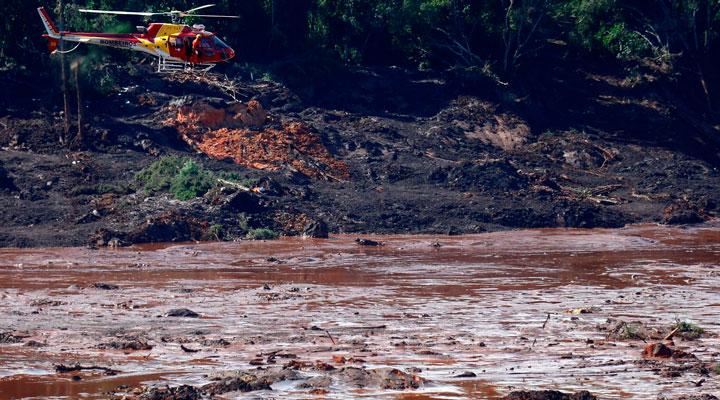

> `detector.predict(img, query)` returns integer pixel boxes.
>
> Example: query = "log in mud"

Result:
[1,224,719,399]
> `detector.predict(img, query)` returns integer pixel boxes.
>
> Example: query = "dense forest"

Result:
[2,0,719,112]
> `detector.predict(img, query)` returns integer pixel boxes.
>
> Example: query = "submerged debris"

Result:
[166,308,200,318]
[502,390,597,400]
[139,385,204,400]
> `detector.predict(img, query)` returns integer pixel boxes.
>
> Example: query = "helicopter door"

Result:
[168,35,188,60]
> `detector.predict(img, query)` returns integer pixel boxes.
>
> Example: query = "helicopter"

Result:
[38,4,238,72]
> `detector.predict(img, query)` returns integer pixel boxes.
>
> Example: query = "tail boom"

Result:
[38,7,60,39]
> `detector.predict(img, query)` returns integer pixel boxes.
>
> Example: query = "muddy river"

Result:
[1,224,719,399]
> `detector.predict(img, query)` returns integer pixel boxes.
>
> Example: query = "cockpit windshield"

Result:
[212,36,230,50]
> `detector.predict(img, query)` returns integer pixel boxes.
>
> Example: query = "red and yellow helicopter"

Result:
[38,4,238,72]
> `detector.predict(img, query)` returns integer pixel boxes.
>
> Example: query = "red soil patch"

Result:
[167,100,349,181]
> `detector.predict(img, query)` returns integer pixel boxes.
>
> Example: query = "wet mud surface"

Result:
[1,224,720,399]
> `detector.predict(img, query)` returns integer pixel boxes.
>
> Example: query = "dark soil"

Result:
[1,61,719,247]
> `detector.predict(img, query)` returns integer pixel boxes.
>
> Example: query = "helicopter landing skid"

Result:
[157,58,215,73]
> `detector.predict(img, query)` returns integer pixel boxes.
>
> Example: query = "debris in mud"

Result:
[203,377,270,394]
[302,219,329,239]
[658,395,720,400]
[355,238,382,246]
[502,390,598,400]
[166,98,349,181]
[128,212,208,244]
[200,338,231,347]
[335,367,424,390]
[429,159,528,192]
[296,376,332,390]
[98,335,153,351]
[668,320,705,340]
[662,200,707,225]
[180,344,200,353]
[565,307,598,315]
[92,282,120,290]
[29,299,66,307]
[166,308,200,318]
[0,331,25,344]
[55,363,120,375]
[139,385,203,400]
[454,371,477,378]
[604,319,658,340]
[204,369,300,395]
[642,342,697,360]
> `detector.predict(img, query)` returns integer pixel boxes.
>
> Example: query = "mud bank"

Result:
[0,225,719,398]
[1,64,719,247]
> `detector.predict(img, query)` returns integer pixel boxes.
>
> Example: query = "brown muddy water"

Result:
[1,224,719,399]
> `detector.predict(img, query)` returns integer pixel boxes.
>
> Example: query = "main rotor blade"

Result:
[79,9,159,16]
[184,4,216,14]
[185,14,240,18]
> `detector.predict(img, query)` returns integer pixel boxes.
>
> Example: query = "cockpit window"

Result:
[212,36,230,50]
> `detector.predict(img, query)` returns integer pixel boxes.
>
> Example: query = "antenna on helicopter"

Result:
[78,4,240,24]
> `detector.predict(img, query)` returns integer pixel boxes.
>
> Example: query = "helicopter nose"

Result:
[226,48,235,60]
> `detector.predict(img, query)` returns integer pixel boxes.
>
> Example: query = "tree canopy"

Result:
[2,1,719,109]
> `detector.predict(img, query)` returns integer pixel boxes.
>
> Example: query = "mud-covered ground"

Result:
[0,225,719,399]
[1,61,719,247]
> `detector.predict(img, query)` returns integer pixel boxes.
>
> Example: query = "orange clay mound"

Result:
[167,99,349,181]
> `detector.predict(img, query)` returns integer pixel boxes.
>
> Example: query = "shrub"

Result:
[170,160,215,200]
[136,156,217,200]
[672,320,704,339]
[208,224,224,241]
[136,156,186,194]
[618,323,640,340]
[245,228,279,240]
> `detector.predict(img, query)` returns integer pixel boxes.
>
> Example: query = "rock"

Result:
[303,219,329,238]
[166,308,200,318]
[355,238,382,246]
[502,390,598,400]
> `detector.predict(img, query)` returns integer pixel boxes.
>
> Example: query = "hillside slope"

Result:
[0,62,718,247]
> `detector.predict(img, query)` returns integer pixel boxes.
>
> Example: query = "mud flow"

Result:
[0,224,719,399]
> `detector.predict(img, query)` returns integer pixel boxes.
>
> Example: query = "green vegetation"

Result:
[672,320,705,339]
[135,156,185,194]
[2,1,718,109]
[618,323,641,340]
[245,228,280,240]
[208,224,224,241]
[170,159,215,201]
[714,363,720,375]
[136,156,215,200]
